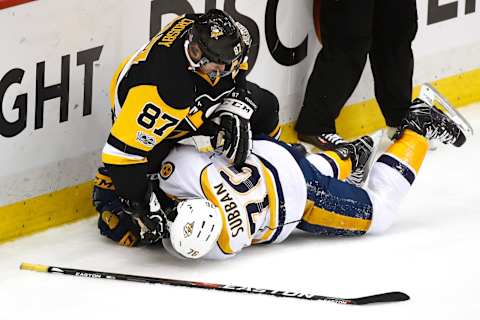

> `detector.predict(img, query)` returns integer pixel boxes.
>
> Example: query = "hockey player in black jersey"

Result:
[97,10,281,245]
[94,85,471,255]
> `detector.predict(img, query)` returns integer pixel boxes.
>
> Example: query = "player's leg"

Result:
[298,89,468,236]
[297,163,374,236]
[297,137,376,236]
[305,136,374,183]
[366,93,468,233]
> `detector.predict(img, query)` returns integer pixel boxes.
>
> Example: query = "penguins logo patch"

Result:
[160,162,175,180]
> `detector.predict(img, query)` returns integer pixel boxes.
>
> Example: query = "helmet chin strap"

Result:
[184,39,202,71]
[185,40,219,80]
[184,39,231,80]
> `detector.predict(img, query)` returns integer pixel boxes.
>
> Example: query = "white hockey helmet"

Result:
[169,198,222,259]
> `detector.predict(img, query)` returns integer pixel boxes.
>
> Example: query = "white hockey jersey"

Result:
[159,140,307,259]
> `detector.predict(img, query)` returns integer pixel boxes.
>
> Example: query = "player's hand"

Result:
[223,88,258,120]
[209,88,257,166]
[120,198,167,245]
[211,112,252,165]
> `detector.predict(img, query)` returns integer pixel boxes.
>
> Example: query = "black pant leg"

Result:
[370,0,418,127]
[247,81,280,136]
[296,0,375,135]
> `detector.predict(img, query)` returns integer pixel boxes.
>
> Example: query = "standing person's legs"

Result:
[370,0,418,127]
[296,0,375,135]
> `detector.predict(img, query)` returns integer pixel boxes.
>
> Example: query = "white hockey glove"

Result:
[211,88,257,165]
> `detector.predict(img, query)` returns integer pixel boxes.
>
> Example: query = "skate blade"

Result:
[419,83,474,136]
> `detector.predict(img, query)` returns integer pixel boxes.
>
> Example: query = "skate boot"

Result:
[298,133,349,158]
[344,136,375,187]
[394,83,472,146]
[395,85,471,147]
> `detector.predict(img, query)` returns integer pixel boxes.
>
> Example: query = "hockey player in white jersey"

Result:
[157,85,470,259]
[92,85,470,258]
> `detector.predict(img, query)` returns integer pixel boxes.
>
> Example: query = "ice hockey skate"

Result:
[421,84,473,136]
[395,84,473,147]
[297,133,348,156]
[344,135,375,186]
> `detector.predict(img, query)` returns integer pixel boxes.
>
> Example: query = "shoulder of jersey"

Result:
[140,15,201,109]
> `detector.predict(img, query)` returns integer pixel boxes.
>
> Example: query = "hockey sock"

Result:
[377,129,429,185]
[306,150,352,181]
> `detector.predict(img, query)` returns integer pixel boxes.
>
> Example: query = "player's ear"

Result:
[188,42,203,61]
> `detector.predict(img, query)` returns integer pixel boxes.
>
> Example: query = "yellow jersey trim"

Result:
[200,167,234,255]
[102,153,148,166]
[252,164,278,243]
[323,151,352,181]
[110,85,189,152]
[386,129,428,173]
[302,202,372,232]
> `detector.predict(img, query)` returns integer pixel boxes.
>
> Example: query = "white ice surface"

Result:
[2,104,480,320]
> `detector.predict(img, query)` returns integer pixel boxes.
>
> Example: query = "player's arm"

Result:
[102,85,190,242]
[103,85,189,165]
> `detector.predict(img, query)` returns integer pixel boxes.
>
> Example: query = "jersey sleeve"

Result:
[102,85,189,166]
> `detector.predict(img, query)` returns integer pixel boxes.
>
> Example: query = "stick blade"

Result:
[350,291,410,305]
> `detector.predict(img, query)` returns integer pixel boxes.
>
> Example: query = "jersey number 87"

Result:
[137,103,179,137]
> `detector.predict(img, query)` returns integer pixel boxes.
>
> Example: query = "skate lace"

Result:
[347,138,373,186]
[322,133,345,145]
[426,125,455,143]
[347,168,366,186]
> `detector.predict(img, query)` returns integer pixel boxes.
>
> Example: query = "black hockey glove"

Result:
[211,112,251,165]
[224,88,258,117]
[93,167,141,247]
[210,88,257,166]
[120,197,168,245]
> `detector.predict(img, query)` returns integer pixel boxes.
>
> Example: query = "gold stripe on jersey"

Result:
[110,85,189,152]
[109,54,133,109]
[165,111,205,140]
[166,131,190,140]
[302,199,372,232]
[195,71,222,86]
[268,124,282,139]
[252,164,278,243]
[101,153,148,166]
[133,30,164,65]
[239,60,248,71]
[200,167,234,255]
[323,151,352,181]
[385,129,428,173]
[186,110,205,130]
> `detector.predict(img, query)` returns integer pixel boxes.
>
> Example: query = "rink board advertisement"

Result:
[1,0,479,242]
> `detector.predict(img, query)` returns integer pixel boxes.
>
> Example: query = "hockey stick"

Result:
[20,262,409,305]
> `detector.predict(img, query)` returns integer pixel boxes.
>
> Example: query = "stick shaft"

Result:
[20,262,409,305]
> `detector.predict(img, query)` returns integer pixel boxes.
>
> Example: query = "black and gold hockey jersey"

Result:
[102,14,250,166]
